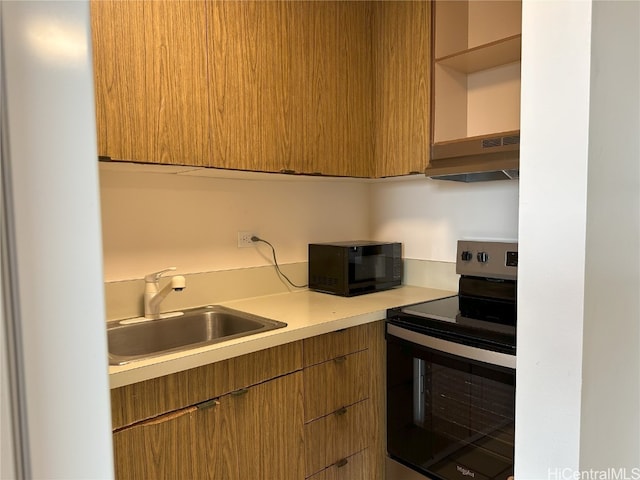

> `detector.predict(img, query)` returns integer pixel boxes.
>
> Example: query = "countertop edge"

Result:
[108,286,454,389]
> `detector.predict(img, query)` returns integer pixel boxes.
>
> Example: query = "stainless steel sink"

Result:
[107,305,286,365]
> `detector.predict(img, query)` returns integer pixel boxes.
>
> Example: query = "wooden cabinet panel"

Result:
[91,0,210,166]
[306,449,370,480]
[111,340,302,429]
[220,373,305,480]
[373,1,432,177]
[114,372,304,480]
[304,400,373,477]
[303,323,371,367]
[205,1,303,173]
[367,321,387,480]
[297,2,374,177]
[92,0,375,176]
[113,407,199,479]
[205,1,373,176]
[303,350,370,422]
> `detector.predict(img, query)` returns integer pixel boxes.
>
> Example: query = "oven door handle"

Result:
[387,324,516,369]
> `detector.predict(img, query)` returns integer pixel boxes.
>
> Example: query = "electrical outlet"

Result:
[238,231,258,248]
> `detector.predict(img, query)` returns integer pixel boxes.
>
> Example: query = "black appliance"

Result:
[308,241,402,297]
[386,240,517,480]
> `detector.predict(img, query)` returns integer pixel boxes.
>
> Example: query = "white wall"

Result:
[2,1,113,478]
[100,165,370,281]
[516,1,593,476]
[580,0,639,470]
[517,0,640,477]
[370,177,519,262]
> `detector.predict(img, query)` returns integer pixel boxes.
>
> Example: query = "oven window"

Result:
[387,334,515,480]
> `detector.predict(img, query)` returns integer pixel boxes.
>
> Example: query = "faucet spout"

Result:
[143,268,186,319]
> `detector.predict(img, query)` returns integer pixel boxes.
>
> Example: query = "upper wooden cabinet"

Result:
[432,0,522,145]
[91,1,431,178]
[373,1,432,177]
[91,1,210,166]
[203,1,375,177]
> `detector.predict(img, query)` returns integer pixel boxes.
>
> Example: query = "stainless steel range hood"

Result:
[426,131,520,182]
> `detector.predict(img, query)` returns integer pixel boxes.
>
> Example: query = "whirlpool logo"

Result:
[457,465,475,478]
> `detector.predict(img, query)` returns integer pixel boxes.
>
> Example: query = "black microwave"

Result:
[308,241,402,297]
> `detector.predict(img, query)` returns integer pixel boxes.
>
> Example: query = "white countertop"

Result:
[108,285,455,389]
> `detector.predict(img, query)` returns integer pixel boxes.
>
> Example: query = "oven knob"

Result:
[477,252,489,263]
[461,251,473,262]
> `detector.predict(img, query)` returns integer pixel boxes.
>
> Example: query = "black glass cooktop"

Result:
[387,295,516,354]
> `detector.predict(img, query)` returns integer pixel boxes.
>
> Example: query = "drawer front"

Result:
[306,449,370,480]
[303,350,370,422]
[303,323,371,367]
[111,340,303,429]
[304,399,373,477]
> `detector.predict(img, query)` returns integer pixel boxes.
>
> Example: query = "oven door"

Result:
[386,324,515,480]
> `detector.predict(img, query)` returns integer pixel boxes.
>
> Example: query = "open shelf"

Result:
[432,1,522,149]
[435,34,521,74]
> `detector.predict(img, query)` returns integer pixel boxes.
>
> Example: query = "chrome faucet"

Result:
[144,267,186,319]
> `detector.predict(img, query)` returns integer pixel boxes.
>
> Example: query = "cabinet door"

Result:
[113,372,304,480]
[205,1,373,177]
[373,1,432,177]
[219,372,305,480]
[304,400,373,477]
[306,449,370,480]
[295,2,374,178]
[113,406,199,479]
[91,0,210,166]
[304,350,370,422]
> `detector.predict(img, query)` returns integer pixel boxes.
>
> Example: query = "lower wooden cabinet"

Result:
[306,449,371,480]
[111,321,386,479]
[113,372,304,479]
[302,322,385,480]
[304,399,373,477]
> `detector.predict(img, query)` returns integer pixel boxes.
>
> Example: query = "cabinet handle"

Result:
[334,407,348,416]
[336,458,349,468]
[231,388,249,397]
[196,398,220,410]
[334,356,347,364]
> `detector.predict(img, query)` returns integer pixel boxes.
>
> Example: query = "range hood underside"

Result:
[426,131,520,182]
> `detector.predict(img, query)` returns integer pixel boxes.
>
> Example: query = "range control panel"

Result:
[456,240,518,280]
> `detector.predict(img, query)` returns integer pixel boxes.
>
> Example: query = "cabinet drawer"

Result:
[306,449,370,480]
[303,350,370,422]
[304,399,372,477]
[303,323,371,367]
[111,340,303,429]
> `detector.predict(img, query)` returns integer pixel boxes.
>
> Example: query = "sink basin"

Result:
[107,305,286,365]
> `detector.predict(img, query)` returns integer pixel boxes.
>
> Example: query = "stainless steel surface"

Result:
[456,240,518,280]
[413,358,425,425]
[426,131,520,182]
[107,305,287,365]
[386,457,432,480]
[387,324,516,369]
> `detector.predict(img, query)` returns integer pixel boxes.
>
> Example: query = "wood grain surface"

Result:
[110,340,302,429]
[373,1,432,177]
[303,349,370,422]
[91,0,210,165]
[113,373,304,480]
[304,399,373,477]
[306,449,371,480]
[303,323,371,367]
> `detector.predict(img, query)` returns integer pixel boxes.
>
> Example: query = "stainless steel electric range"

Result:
[386,240,517,480]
